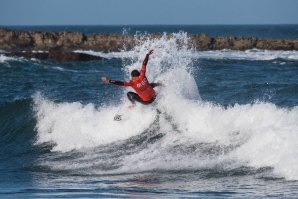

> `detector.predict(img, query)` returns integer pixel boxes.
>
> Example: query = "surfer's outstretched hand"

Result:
[101,76,109,83]
[147,49,154,55]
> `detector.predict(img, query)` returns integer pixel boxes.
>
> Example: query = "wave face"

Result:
[33,33,298,182]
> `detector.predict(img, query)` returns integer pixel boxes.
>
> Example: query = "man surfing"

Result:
[101,49,161,106]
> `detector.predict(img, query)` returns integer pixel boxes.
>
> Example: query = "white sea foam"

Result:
[35,33,298,180]
[52,66,78,73]
[0,54,19,63]
[73,50,134,59]
[34,95,157,152]
[32,50,49,53]
[75,48,298,61]
[196,49,298,61]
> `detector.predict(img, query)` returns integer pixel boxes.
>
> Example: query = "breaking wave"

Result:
[34,33,298,181]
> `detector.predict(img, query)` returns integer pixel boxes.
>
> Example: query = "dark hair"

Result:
[131,70,140,77]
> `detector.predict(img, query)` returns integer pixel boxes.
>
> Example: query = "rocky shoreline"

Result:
[1,28,298,61]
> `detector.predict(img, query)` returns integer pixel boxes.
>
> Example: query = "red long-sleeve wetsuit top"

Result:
[109,54,156,101]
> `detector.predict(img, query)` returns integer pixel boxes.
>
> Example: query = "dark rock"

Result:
[4,51,103,61]
[0,28,33,49]
[232,37,258,50]
[84,34,136,52]
[32,31,85,50]
[256,38,298,50]
[47,51,102,61]
[191,34,212,50]
[211,36,258,50]
[0,28,298,51]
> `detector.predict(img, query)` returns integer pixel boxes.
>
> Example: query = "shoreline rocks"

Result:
[0,28,298,54]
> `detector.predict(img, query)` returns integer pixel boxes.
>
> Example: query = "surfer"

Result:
[101,49,161,105]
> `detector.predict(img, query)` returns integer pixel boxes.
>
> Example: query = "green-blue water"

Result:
[1,25,298,198]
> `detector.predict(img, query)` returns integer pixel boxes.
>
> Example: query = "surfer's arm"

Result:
[109,80,131,86]
[140,49,154,77]
[101,77,132,86]
[150,82,163,88]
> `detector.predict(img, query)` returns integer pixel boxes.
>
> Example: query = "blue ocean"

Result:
[1,25,298,198]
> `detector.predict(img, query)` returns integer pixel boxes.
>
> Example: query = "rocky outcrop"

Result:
[1,28,298,52]
[84,34,135,51]
[255,38,298,50]
[4,51,103,61]
[190,35,298,51]
[0,28,133,52]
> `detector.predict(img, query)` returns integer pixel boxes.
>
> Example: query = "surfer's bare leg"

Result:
[127,92,138,104]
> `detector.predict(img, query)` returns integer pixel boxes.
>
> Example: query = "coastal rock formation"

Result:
[255,38,298,50]
[32,31,86,50]
[4,51,103,61]
[1,28,298,53]
[84,34,135,51]
[190,34,298,51]
[212,36,258,50]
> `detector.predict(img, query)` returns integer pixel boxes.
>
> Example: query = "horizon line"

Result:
[1,23,298,27]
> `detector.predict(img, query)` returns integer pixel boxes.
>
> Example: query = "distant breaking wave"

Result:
[74,49,298,61]
[1,48,298,63]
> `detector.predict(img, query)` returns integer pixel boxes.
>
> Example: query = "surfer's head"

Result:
[131,70,140,77]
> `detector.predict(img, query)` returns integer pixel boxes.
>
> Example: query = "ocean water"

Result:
[1,26,298,198]
[5,24,298,38]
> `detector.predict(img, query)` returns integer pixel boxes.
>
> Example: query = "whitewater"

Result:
[32,33,298,181]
